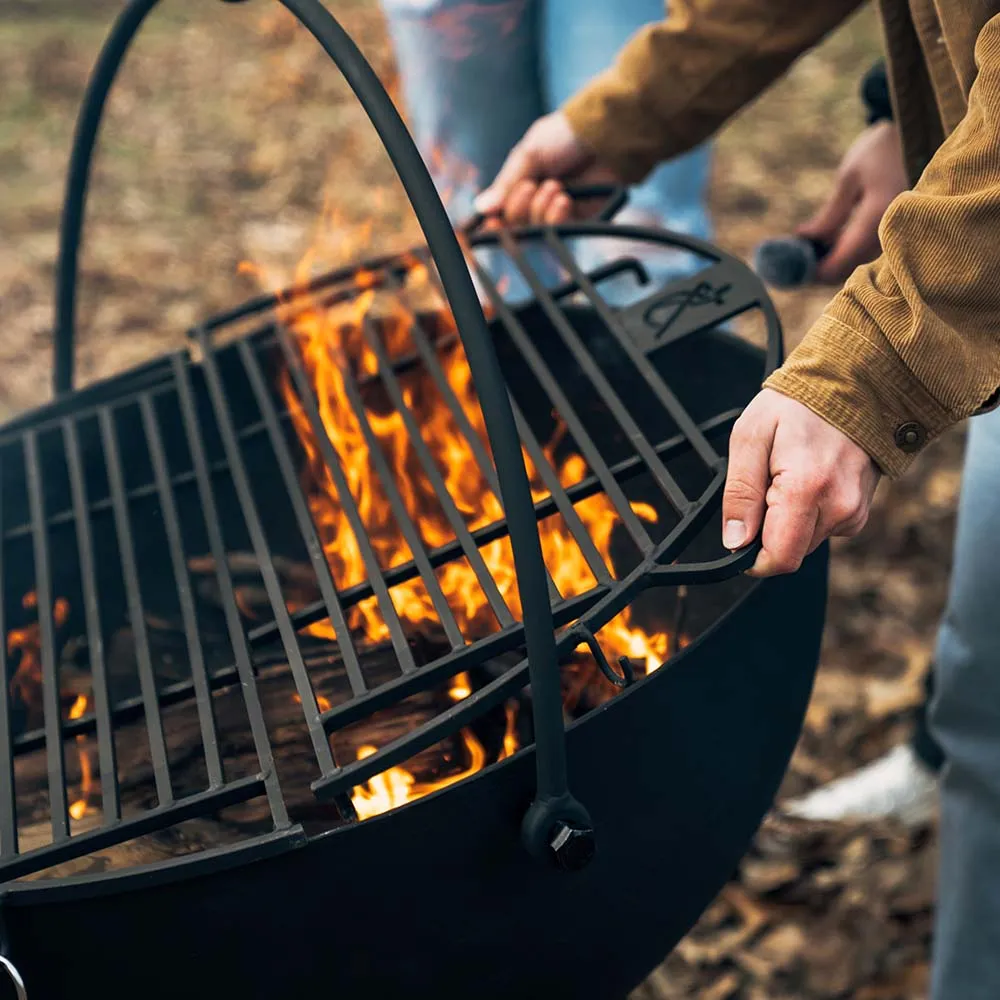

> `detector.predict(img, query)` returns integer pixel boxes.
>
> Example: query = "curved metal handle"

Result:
[56,0,589,868]
[462,183,628,236]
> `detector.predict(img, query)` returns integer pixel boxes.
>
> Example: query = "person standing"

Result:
[475,4,1000,996]
[781,60,944,830]
[379,0,712,294]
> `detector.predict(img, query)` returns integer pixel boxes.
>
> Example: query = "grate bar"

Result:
[138,397,225,788]
[250,408,736,646]
[24,433,72,842]
[325,336,466,649]
[379,273,561,607]
[320,585,604,734]
[0,451,17,857]
[171,355,290,828]
[191,332,342,782]
[315,499,710,800]
[273,325,418,673]
[0,773,269,883]
[236,340,369,695]
[1,413,294,545]
[545,233,724,471]
[313,654,525,800]
[470,254,654,552]
[509,400,611,586]
[99,409,174,808]
[500,230,693,516]
[356,316,516,628]
[416,266,611,584]
[63,419,121,821]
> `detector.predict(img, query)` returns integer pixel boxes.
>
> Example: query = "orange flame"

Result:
[7,592,70,713]
[255,183,675,819]
[68,694,93,822]
[498,701,519,761]
[351,727,488,821]
[5,592,94,822]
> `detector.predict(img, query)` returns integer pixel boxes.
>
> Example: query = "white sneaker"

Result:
[782,744,939,828]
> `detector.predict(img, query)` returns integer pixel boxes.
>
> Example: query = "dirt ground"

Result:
[0,2,958,997]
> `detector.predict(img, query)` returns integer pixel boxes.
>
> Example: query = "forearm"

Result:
[562,0,865,184]
[768,15,1000,477]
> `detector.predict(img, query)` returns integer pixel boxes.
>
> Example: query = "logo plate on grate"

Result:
[619,263,762,354]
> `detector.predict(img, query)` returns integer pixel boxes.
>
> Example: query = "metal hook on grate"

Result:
[566,622,636,690]
[53,0,593,871]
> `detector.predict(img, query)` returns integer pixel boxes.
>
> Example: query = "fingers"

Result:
[724,389,881,579]
[475,143,535,217]
[749,476,820,577]
[481,178,576,226]
[722,409,775,553]
[812,195,884,283]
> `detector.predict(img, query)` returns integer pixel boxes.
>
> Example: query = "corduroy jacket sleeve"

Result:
[766,14,1000,476]
[562,0,865,185]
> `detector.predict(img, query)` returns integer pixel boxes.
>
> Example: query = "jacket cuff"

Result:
[763,315,953,478]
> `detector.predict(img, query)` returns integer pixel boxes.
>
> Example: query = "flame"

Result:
[273,230,667,666]
[252,180,677,820]
[4,593,95,822]
[498,701,519,760]
[7,592,70,713]
[68,694,93,822]
[350,726,488,821]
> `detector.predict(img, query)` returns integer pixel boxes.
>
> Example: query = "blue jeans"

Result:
[928,405,1000,999]
[381,0,712,302]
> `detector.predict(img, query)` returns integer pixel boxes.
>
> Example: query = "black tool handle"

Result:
[462,183,629,235]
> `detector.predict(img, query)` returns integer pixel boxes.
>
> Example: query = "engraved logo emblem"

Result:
[642,281,733,342]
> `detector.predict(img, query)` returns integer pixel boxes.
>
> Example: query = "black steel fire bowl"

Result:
[0,2,829,998]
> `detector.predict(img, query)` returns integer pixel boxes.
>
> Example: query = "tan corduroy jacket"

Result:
[564,1,1000,477]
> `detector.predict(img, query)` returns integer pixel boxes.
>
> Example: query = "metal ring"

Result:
[0,956,26,1000]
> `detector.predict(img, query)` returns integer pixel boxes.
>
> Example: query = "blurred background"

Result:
[0,2,956,996]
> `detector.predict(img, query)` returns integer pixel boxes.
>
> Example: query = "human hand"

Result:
[473,111,621,225]
[798,121,908,284]
[722,389,881,577]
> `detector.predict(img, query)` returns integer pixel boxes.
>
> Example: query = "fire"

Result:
[351,727,489,821]
[5,592,94,822]
[498,701,519,761]
[7,591,70,713]
[272,216,667,665]
[68,694,93,822]
[254,186,676,820]
[349,674,521,819]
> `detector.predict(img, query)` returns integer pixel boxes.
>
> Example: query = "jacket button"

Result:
[894,422,926,453]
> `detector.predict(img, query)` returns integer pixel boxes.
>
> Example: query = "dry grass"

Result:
[0,2,954,996]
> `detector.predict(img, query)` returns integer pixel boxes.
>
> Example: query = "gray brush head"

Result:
[752,237,820,289]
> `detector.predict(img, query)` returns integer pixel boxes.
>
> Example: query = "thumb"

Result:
[722,414,775,551]
[798,171,861,245]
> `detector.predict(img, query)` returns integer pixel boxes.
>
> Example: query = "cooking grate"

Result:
[0,0,780,890]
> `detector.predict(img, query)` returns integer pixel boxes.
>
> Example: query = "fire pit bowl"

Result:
[0,2,828,998]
